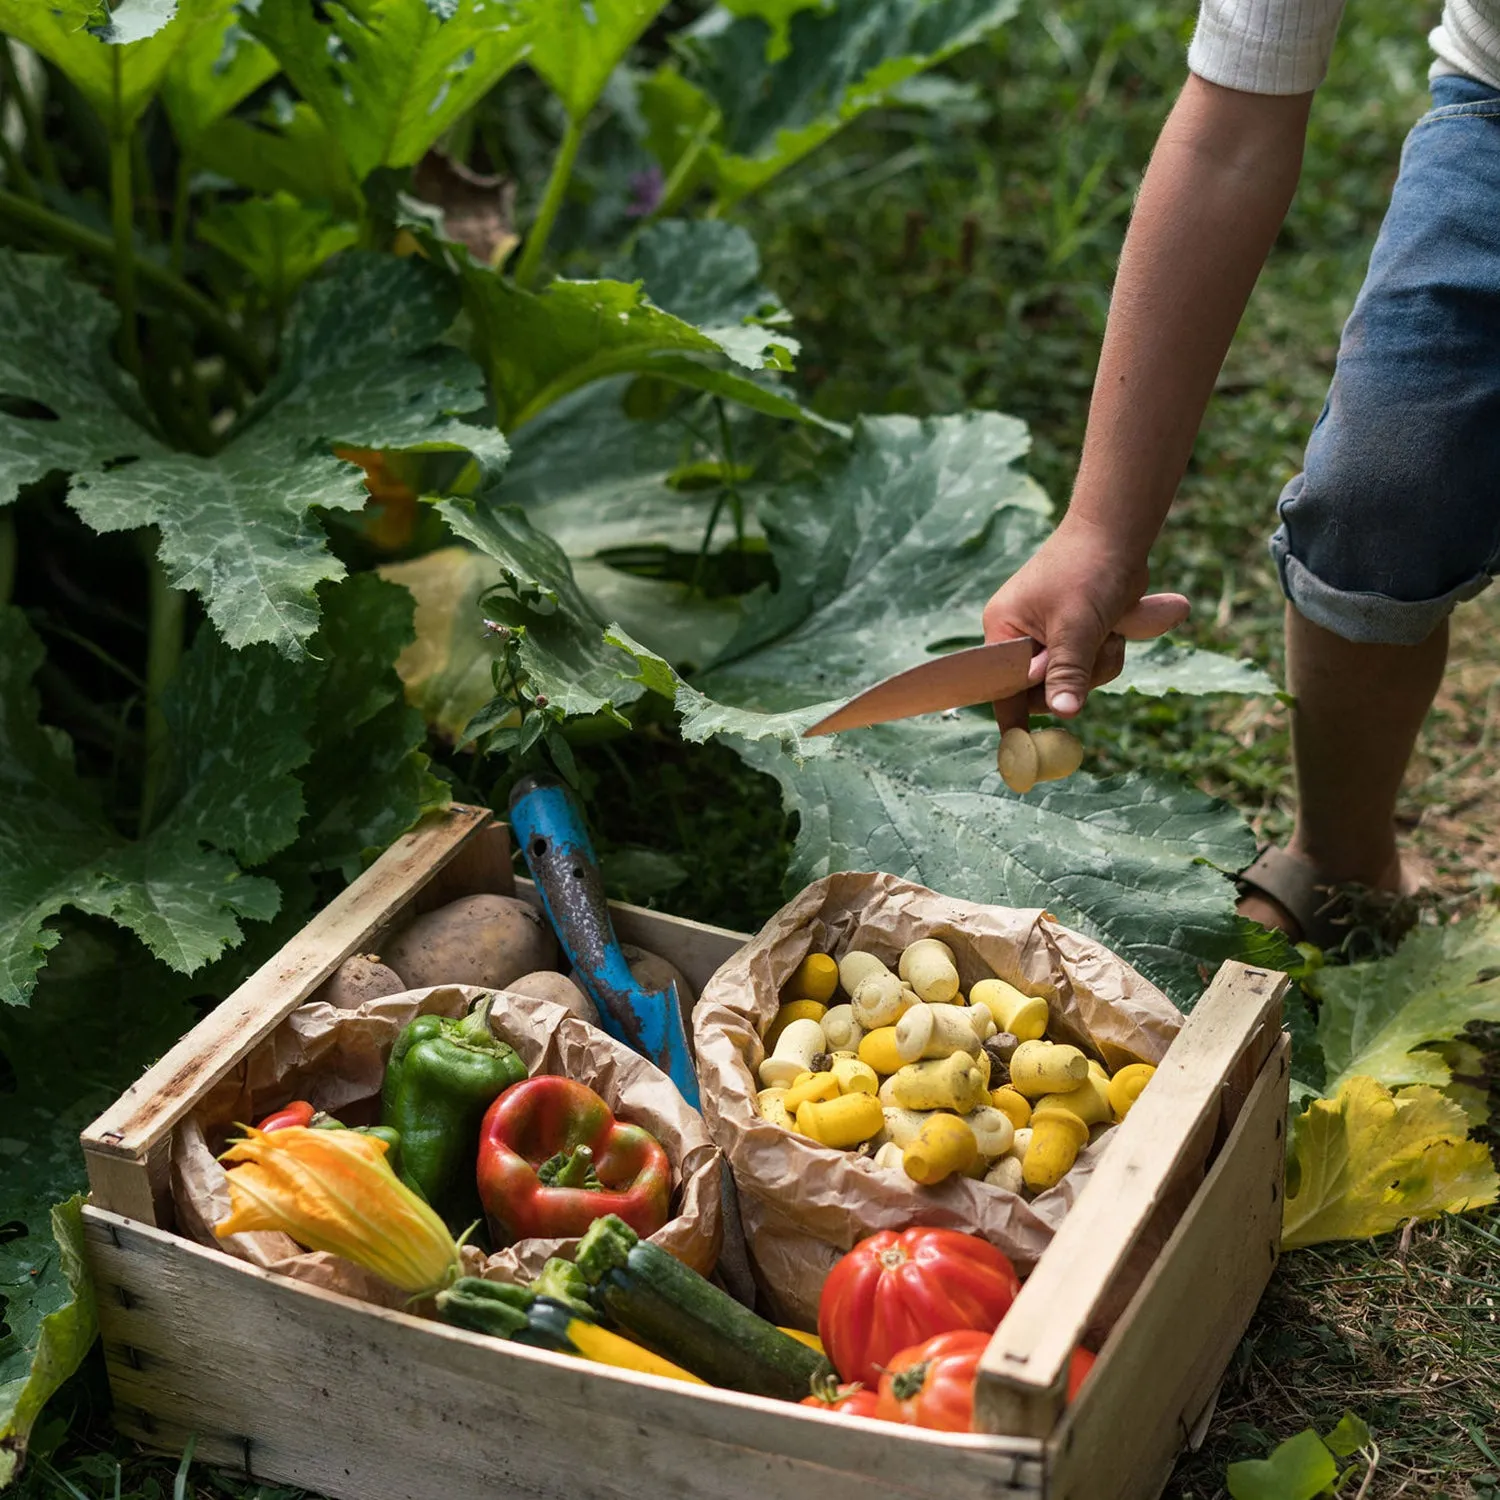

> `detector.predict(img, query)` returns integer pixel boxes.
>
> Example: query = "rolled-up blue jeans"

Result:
[1269,73,1500,645]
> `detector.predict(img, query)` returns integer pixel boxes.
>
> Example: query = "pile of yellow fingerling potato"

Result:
[755,941,1156,1196]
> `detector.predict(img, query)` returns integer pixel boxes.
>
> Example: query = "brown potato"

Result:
[382,894,557,990]
[311,952,406,1009]
[504,970,601,1028]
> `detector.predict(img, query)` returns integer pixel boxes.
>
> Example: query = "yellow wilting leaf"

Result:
[1282,1076,1499,1250]
[379,547,518,742]
[216,1126,462,1295]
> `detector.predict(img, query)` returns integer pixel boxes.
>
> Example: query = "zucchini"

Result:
[436,1276,531,1339]
[574,1214,826,1400]
[436,1276,702,1384]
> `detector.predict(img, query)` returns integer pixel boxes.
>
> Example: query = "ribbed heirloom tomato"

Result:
[817,1228,1021,1389]
[875,1329,989,1431]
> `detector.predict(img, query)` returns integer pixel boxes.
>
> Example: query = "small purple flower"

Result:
[625,165,665,219]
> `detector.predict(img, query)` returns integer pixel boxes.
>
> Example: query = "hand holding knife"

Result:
[801,591,1190,789]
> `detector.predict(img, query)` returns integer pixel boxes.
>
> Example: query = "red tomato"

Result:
[818,1228,1021,1388]
[1068,1347,1095,1402]
[800,1384,883,1419]
[875,1330,990,1431]
[255,1100,316,1132]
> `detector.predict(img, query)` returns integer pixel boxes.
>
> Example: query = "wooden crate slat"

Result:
[1043,1034,1290,1500]
[974,961,1288,1438]
[408,818,516,912]
[85,1209,1045,1500]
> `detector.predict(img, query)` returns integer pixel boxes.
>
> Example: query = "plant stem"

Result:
[0,187,268,384]
[109,59,143,381]
[650,108,722,222]
[514,115,585,290]
[0,41,58,186]
[714,397,746,555]
[0,509,15,607]
[0,122,36,199]
[133,128,163,243]
[139,541,185,836]
[169,154,191,276]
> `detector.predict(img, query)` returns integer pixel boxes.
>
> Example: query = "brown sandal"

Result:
[1236,846,1344,949]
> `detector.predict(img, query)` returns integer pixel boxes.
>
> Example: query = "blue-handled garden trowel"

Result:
[507,774,700,1110]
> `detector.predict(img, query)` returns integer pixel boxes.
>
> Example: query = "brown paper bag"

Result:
[692,872,1184,1325]
[173,983,723,1303]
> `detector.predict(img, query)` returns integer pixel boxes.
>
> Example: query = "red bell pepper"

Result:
[477,1077,671,1242]
[256,1100,317,1132]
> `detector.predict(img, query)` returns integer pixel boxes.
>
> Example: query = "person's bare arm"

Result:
[985,74,1315,724]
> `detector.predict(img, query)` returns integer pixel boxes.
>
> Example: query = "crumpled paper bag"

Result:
[173,983,723,1303]
[692,872,1184,1325]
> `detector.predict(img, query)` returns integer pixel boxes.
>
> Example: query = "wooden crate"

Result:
[80,804,1290,1500]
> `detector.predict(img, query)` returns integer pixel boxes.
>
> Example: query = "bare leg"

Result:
[1238,604,1448,934]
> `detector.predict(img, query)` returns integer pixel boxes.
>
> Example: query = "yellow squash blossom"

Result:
[216,1125,462,1296]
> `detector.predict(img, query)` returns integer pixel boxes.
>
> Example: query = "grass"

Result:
[16,0,1500,1495]
[1172,1206,1500,1498]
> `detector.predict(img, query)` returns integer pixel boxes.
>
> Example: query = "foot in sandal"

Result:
[1236,844,1427,950]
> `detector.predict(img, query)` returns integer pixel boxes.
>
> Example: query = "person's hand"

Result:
[981,516,1190,731]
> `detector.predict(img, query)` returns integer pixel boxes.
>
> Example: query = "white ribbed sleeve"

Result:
[1188,0,1349,94]
[1189,0,1500,95]
[1431,3,1500,89]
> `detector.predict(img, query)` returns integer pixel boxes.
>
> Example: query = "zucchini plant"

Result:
[0,0,1280,1480]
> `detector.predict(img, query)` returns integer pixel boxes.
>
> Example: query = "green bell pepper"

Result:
[380,994,527,1232]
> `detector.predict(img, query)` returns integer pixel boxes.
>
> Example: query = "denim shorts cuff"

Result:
[1269,531,1492,644]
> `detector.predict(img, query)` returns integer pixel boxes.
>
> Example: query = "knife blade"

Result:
[801,637,1037,737]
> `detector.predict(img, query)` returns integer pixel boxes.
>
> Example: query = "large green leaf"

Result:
[604,218,800,367]
[0,252,506,656]
[191,101,360,211]
[0,930,201,1485]
[243,0,530,180]
[437,499,646,722]
[526,0,666,121]
[642,0,1019,204]
[0,606,294,1006]
[292,574,449,877]
[461,265,813,432]
[503,379,742,549]
[1310,911,1500,1096]
[160,7,279,139]
[482,385,756,668]
[0,574,439,1006]
[686,413,1261,712]
[198,194,360,308]
[0,252,155,504]
[699,412,1049,707]
[0,0,232,134]
[0,1197,94,1489]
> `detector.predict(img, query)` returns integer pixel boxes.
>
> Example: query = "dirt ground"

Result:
[1407,589,1500,908]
